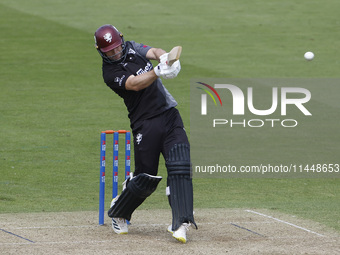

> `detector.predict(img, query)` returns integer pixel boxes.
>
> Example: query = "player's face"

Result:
[105,45,123,61]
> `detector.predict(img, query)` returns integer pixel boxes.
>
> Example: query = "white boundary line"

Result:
[245,210,325,237]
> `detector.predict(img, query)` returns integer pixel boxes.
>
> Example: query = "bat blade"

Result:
[167,46,182,66]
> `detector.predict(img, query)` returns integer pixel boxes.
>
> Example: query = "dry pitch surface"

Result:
[1,208,339,255]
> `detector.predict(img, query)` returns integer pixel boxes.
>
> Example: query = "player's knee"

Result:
[166,143,191,175]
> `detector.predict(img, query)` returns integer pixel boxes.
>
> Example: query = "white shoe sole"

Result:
[167,225,187,243]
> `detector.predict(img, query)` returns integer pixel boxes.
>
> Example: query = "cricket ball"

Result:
[304,51,314,61]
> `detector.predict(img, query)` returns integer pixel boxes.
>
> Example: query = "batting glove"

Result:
[154,60,180,79]
[154,62,169,77]
[154,60,181,79]
[159,53,169,65]
[162,60,181,79]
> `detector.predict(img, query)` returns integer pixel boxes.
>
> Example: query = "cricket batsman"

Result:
[94,24,197,243]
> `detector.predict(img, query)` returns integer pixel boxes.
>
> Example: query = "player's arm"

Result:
[125,60,180,91]
[126,47,181,91]
[146,48,167,62]
[125,48,164,91]
[125,72,158,91]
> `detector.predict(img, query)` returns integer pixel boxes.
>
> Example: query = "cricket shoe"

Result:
[167,223,191,243]
[110,196,128,234]
[112,218,128,234]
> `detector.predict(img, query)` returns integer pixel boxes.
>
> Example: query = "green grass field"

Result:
[1,0,339,232]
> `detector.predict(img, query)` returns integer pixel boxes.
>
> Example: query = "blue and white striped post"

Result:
[99,132,106,225]
[112,132,119,199]
[125,131,131,180]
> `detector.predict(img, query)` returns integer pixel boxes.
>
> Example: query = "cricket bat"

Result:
[167,46,182,66]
